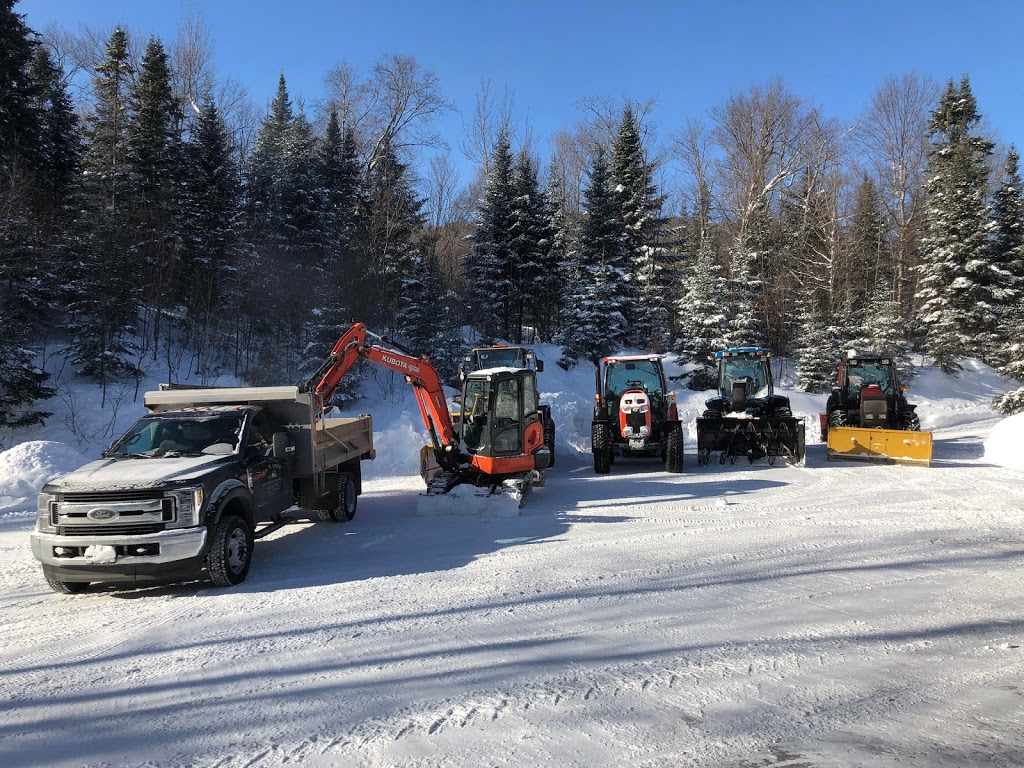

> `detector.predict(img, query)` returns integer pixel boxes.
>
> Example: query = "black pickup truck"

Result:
[31,385,374,593]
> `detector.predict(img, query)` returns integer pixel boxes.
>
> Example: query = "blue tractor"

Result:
[695,347,805,466]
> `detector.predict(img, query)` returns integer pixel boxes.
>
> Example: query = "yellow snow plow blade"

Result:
[826,426,933,466]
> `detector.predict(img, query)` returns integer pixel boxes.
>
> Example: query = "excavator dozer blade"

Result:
[825,426,933,466]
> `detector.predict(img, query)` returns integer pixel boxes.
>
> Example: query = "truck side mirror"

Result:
[272,432,293,460]
[535,360,544,373]
[458,361,466,381]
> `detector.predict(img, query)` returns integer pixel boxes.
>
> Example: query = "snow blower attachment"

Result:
[820,353,932,466]
[696,348,805,466]
[309,323,550,508]
[591,355,684,474]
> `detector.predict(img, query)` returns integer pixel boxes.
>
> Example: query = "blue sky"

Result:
[15,0,1024,179]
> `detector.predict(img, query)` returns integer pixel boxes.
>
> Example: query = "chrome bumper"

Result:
[31,527,208,566]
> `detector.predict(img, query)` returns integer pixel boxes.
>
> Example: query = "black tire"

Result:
[545,420,556,467]
[206,514,253,587]
[42,566,89,594]
[827,409,847,430]
[593,422,611,474]
[901,411,921,432]
[331,471,358,522]
[665,423,684,473]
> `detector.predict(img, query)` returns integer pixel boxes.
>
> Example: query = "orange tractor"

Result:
[306,323,550,504]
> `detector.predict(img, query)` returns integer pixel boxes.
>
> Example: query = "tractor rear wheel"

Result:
[665,424,684,474]
[592,423,611,474]
[545,419,556,467]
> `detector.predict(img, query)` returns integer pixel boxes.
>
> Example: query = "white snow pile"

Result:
[0,440,86,518]
[363,410,432,481]
[983,411,1024,471]
[415,481,522,517]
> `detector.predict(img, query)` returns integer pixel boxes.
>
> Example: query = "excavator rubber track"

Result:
[825,425,932,466]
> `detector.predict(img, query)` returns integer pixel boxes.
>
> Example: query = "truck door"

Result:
[244,411,292,518]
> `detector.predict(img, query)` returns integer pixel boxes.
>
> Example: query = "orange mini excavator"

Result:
[305,323,550,505]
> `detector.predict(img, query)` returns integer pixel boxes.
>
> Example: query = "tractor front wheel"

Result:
[592,423,612,474]
[665,424,684,473]
[900,411,921,431]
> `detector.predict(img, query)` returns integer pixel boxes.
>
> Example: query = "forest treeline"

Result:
[2,2,1023,433]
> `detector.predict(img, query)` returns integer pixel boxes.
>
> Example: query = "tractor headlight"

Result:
[167,487,204,527]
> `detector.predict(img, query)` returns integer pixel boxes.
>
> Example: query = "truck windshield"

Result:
[721,358,770,399]
[107,412,245,457]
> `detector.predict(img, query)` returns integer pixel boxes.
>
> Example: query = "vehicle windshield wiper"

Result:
[104,451,150,459]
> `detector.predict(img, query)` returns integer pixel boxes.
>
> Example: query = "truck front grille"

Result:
[59,524,166,537]
[59,489,165,503]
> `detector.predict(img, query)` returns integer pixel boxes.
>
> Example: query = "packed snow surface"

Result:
[1,348,1023,767]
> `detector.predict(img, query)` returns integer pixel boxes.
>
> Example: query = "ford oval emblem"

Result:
[87,508,119,521]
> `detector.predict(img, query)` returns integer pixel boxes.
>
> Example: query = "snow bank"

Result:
[984,412,1024,471]
[363,411,431,481]
[0,440,86,518]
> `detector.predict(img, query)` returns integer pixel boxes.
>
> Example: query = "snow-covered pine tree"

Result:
[529,157,569,342]
[366,137,425,331]
[510,149,545,343]
[28,46,82,210]
[70,27,142,394]
[611,106,668,350]
[0,0,40,167]
[990,146,1024,348]
[676,241,728,390]
[915,76,997,372]
[993,307,1024,414]
[465,129,516,342]
[128,37,186,357]
[794,299,836,393]
[847,174,889,311]
[180,96,240,380]
[559,147,629,368]
[725,198,768,349]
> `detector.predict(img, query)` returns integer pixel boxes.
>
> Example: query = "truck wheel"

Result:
[206,514,253,587]
[665,424,684,473]
[593,423,611,474]
[42,566,89,594]
[330,471,358,522]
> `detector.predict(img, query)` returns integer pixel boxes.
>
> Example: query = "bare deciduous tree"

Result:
[710,77,822,236]
[853,73,939,311]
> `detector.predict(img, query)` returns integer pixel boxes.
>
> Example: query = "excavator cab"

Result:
[460,369,548,470]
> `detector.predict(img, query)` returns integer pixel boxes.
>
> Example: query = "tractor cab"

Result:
[706,348,782,414]
[460,345,544,378]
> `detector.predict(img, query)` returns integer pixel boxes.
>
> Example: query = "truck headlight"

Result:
[37,492,58,533]
[167,487,204,527]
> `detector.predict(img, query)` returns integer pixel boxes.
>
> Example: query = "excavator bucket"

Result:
[825,426,932,466]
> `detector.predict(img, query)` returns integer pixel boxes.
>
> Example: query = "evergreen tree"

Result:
[509,149,545,343]
[794,299,836,393]
[915,76,997,372]
[28,46,82,211]
[0,0,40,167]
[531,159,570,342]
[847,174,889,309]
[127,36,185,355]
[366,137,425,330]
[993,309,1024,414]
[990,146,1024,337]
[677,241,729,389]
[611,106,668,349]
[71,27,141,392]
[464,129,517,342]
[559,148,630,367]
[181,96,240,379]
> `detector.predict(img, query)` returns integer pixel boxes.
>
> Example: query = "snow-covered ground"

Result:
[2,348,1023,767]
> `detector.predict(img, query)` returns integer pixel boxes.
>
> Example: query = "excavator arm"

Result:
[307,323,461,469]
